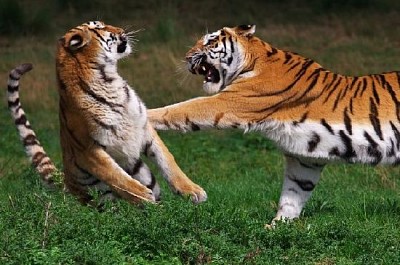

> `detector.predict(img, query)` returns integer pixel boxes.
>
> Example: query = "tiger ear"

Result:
[61,27,92,50]
[235,25,256,37]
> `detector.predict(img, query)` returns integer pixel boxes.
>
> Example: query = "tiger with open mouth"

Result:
[148,24,400,225]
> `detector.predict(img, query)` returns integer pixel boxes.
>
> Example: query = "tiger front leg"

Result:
[76,145,156,204]
[147,95,245,132]
[268,155,324,228]
[144,124,207,203]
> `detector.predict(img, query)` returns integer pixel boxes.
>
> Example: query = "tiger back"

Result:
[7,21,207,206]
[148,25,400,224]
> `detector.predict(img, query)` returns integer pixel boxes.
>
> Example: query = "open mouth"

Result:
[191,62,220,84]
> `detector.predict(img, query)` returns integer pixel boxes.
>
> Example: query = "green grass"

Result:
[1,1,400,264]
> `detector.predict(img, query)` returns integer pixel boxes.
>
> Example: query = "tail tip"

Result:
[19,63,33,72]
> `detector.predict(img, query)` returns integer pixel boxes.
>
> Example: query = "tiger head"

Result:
[186,25,256,94]
[58,21,132,65]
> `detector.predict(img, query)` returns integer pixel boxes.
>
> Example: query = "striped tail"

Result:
[7,63,57,187]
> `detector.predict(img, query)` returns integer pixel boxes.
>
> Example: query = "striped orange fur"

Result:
[148,25,400,224]
[7,21,206,207]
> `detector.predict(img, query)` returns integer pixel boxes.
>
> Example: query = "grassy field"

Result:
[1,1,400,264]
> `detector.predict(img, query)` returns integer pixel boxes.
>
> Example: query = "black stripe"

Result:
[296,69,321,101]
[364,131,382,164]
[322,71,331,84]
[285,61,301,74]
[390,121,400,150]
[295,59,314,78]
[353,79,363,98]
[371,79,380,105]
[128,159,143,177]
[369,97,383,140]
[7,85,19,93]
[191,123,200,131]
[329,147,340,157]
[380,75,400,123]
[253,92,298,115]
[124,84,131,102]
[332,87,346,111]
[32,151,46,167]
[349,98,354,114]
[221,36,227,51]
[283,52,292,64]
[321,119,334,135]
[227,56,233,66]
[387,138,395,157]
[349,77,359,90]
[261,60,315,97]
[288,174,315,192]
[323,75,343,103]
[332,78,351,111]
[23,134,39,146]
[78,78,124,114]
[307,132,320,152]
[88,28,106,44]
[142,141,153,157]
[339,130,356,160]
[8,98,20,108]
[229,36,234,53]
[266,47,278,57]
[293,112,308,126]
[344,108,352,135]
[98,64,114,83]
[185,116,200,131]
[146,173,157,190]
[15,114,27,125]
[359,78,368,97]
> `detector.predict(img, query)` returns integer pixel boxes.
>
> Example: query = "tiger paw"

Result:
[112,184,156,204]
[135,186,157,203]
[174,182,207,204]
[189,185,208,204]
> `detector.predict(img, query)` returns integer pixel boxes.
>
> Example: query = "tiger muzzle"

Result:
[187,55,220,83]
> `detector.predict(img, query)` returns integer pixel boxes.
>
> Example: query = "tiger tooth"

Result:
[203,80,207,83]
[202,66,206,71]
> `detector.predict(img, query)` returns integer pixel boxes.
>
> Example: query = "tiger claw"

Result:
[190,189,208,204]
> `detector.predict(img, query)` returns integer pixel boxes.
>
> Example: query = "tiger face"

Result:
[186,25,256,94]
[59,21,132,63]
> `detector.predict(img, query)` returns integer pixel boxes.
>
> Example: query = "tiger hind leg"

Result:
[269,155,324,227]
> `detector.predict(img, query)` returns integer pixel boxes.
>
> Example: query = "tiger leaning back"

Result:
[148,24,400,225]
[7,21,207,206]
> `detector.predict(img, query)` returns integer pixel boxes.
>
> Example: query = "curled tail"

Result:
[7,63,57,187]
